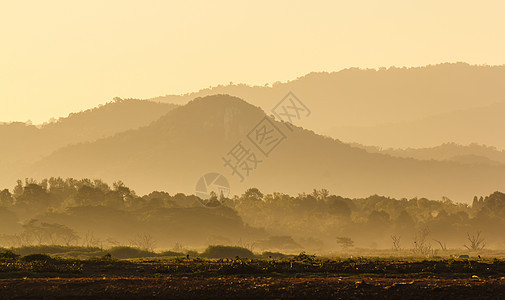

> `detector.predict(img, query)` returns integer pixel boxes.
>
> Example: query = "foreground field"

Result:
[2,276,505,299]
[1,253,505,299]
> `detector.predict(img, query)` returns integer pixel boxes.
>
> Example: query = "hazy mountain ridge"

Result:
[149,63,505,148]
[28,95,266,193]
[2,63,505,202]
[353,142,505,166]
[331,100,505,149]
[28,94,505,203]
[0,99,177,187]
[0,99,177,162]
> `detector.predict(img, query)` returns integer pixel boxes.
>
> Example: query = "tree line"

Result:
[1,178,504,251]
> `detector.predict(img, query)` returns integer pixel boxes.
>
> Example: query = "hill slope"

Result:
[29,95,505,203]
[330,101,505,149]
[150,63,505,148]
[0,99,177,187]
[354,143,505,166]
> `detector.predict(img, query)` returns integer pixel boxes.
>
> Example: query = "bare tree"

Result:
[0,234,23,248]
[172,242,184,253]
[130,233,156,252]
[18,232,35,246]
[82,231,101,248]
[21,220,78,245]
[464,231,486,251]
[433,239,447,251]
[57,226,79,246]
[236,238,256,252]
[22,220,44,244]
[105,238,120,248]
[391,235,401,251]
[412,227,432,256]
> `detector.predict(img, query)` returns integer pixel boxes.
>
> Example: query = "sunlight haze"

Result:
[1,0,504,123]
[2,2,505,297]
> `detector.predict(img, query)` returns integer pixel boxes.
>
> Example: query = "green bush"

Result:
[201,245,254,259]
[0,249,20,259]
[293,251,316,262]
[21,253,53,262]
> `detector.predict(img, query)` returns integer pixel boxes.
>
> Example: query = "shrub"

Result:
[0,249,20,259]
[293,251,316,262]
[185,250,199,258]
[21,253,53,262]
[201,245,254,259]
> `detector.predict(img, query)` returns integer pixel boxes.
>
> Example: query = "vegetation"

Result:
[201,245,254,259]
[1,247,505,278]
[465,231,486,251]
[2,246,505,298]
[336,237,354,249]
[20,253,53,263]
[1,178,505,254]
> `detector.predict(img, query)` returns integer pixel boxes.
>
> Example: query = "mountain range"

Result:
[353,143,505,166]
[151,63,505,149]
[331,100,505,149]
[0,99,177,185]
[22,94,505,203]
[1,63,504,203]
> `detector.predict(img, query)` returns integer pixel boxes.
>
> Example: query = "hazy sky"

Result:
[1,0,504,123]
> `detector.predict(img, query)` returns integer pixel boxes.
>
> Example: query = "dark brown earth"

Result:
[2,257,505,299]
[1,276,505,299]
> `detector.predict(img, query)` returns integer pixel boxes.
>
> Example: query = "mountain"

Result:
[329,101,505,149]
[28,94,505,203]
[353,143,505,166]
[149,63,505,148]
[0,99,177,187]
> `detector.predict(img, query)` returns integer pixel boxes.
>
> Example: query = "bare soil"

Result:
[1,276,505,299]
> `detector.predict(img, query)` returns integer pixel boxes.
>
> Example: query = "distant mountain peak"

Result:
[186,94,263,112]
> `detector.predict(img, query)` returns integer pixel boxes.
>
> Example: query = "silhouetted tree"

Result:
[336,237,354,249]
[465,231,486,251]
[74,185,105,206]
[0,189,14,207]
[242,188,264,202]
[391,235,401,251]
[15,183,51,214]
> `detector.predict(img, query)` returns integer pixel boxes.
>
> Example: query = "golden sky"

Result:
[1,0,504,123]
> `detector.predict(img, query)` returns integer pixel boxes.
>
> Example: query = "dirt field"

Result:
[2,256,505,299]
[1,276,505,299]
